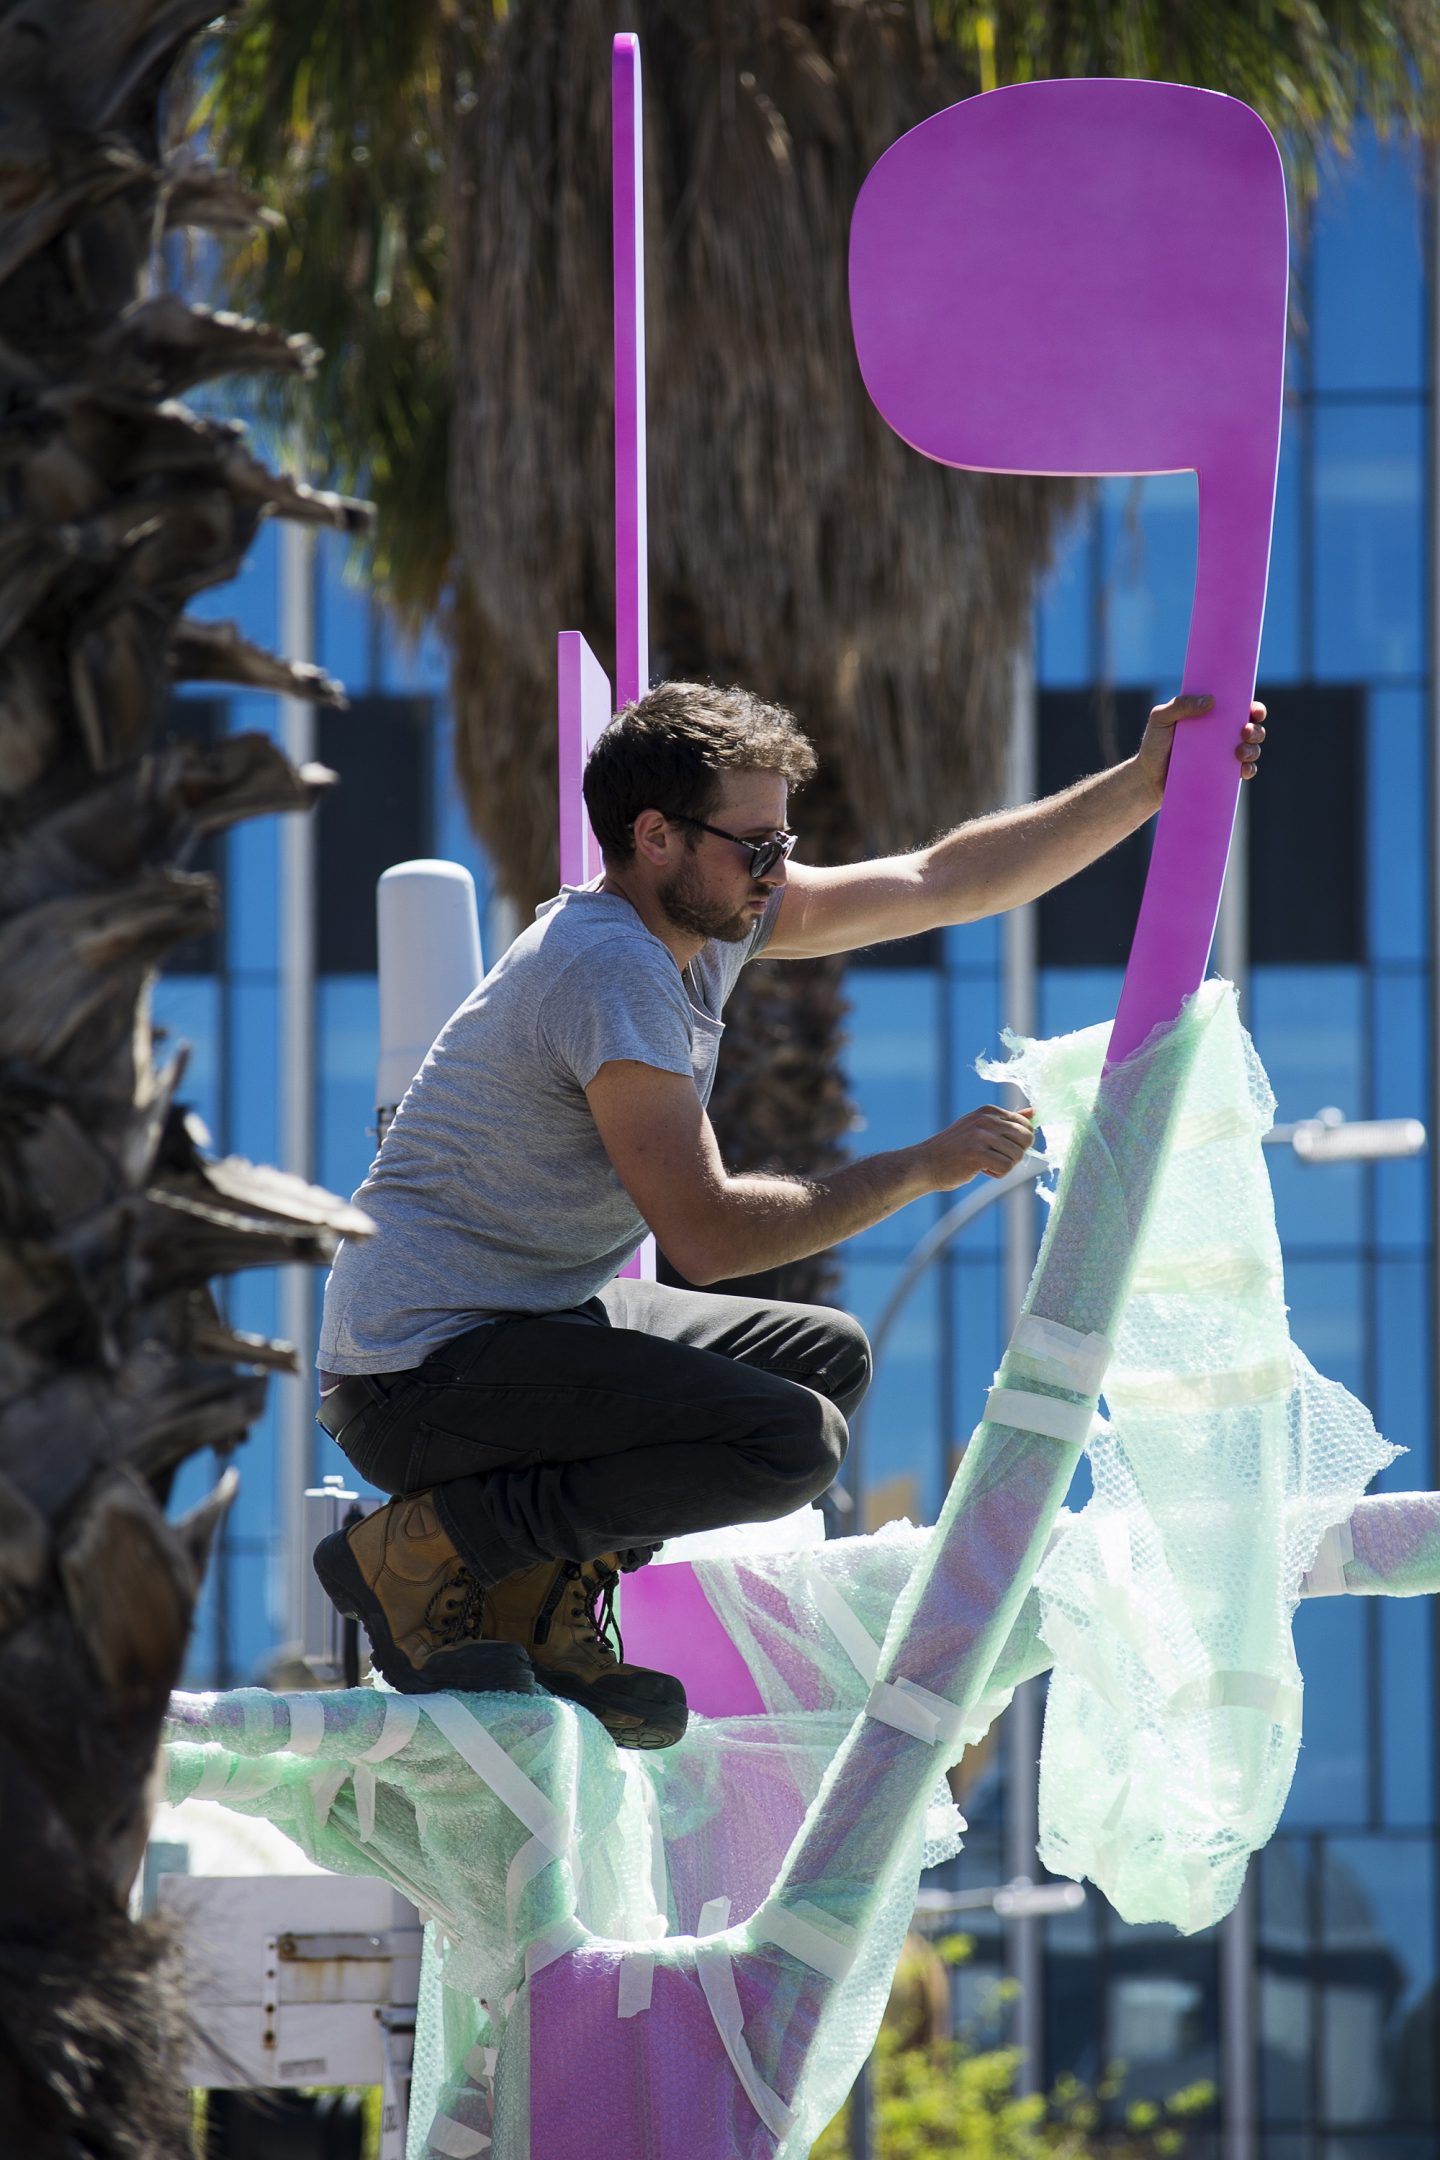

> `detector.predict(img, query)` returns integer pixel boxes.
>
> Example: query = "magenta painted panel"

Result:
[850,79,1287,1062]
[619,1559,767,1717]
[556,629,611,889]
[613,33,649,710]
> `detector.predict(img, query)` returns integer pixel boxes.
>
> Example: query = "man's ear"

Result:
[631,808,675,866]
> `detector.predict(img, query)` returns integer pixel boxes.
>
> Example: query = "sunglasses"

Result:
[671,816,797,880]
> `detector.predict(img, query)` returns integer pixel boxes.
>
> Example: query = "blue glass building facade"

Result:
[163,128,1434,2156]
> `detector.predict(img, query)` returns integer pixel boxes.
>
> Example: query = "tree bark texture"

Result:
[0,5,372,2151]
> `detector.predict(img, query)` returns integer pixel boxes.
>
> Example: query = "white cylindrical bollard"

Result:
[376,860,484,1130]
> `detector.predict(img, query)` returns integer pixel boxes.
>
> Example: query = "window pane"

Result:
[842,1256,941,1523]
[1038,966,1123,1040]
[151,976,221,1145]
[1285,1259,1367,1403]
[1036,691,1154,967]
[1380,1598,1434,1828]
[317,976,381,1203]
[1372,972,1428,1250]
[1099,472,1198,689]
[1250,969,1365,1251]
[1320,1837,1437,2124]
[1285,1601,1367,1826]
[1367,690,1428,964]
[1374,1258,1429,1491]
[1259,411,1303,682]
[1037,499,1094,687]
[316,528,374,690]
[1310,129,1426,394]
[316,696,435,973]
[1246,686,1364,966]
[1262,1972,1314,2122]
[845,973,943,1254]
[1313,403,1424,682]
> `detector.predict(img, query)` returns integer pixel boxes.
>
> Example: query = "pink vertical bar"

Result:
[612,33,648,709]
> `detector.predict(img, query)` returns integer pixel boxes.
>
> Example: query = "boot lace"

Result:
[567,1561,624,1666]
[428,1564,485,1644]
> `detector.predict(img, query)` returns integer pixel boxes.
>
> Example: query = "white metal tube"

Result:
[278,517,318,1652]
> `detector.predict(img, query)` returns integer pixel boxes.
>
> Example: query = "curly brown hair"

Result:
[583,680,817,863]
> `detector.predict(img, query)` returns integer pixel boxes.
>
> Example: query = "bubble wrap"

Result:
[984,983,1399,1933]
[160,979,1420,2151]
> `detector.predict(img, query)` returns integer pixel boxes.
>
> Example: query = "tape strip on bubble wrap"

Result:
[1009,1315,1114,1396]
[425,2114,490,2158]
[1300,1516,1354,1599]
[754,1899,858,1983]
[866,1674,970,1748]
[983,1387,1093,1447]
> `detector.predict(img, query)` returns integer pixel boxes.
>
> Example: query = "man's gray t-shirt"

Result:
[317,884,781,1374]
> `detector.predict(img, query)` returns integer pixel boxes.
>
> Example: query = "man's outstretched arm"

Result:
[586,1061,1034,1287]
[765,694,1265,961]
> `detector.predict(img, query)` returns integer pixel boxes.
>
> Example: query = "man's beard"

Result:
[657,855,757,944]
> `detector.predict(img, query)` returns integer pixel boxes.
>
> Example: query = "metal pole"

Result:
[1220,1865,1257,2160]
[278,517,318,1650]
[1002,644,1044,2097]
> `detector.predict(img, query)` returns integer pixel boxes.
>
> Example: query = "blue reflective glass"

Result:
[1372,972,1428,1250]
[1380,1597,1434,1827]
[383,611,450,694]
[1036,499,1094,687]
[1250,969,1364,1251]
[1285,1258,1367,1402]
[151,975,221,1144]
[1367,691,1428,963]
[1284,1599,1367,1825]
[220,1271,280,1541]
[1374,1258,1429,1492]
[841,1256,941,1521]
[1258,412,1303,682]
[1313,403,1425,682]
[432,709,494,905]
[945,914,1001,972]
[317,976,382,1203]
[225,1540,281,1686]
[948,1252,1003,1450]
[846,973,943,1253]
[315,531,374,692]
[1311,129,1426,394]
[226,980,280,1167]
[1261,1970,1313,2122]
[186,514,279,650]
[1103,1953,1218,2104]
[1320,1837,1437,2125]
[226,804,280,974]
[1038,967,1123,1041]
[1100,473,1198,689]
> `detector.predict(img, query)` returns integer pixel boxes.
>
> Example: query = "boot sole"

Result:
[314,1531,539,1698]
[535,1669,689,1750]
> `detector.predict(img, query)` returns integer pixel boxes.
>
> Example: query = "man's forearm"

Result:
[676,1147,932,1285]
[924,754,1157,924]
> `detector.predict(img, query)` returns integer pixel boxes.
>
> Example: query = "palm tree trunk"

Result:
[0,6,371,2149]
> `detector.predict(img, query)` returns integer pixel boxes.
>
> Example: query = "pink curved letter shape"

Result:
[850,79,1287,1062]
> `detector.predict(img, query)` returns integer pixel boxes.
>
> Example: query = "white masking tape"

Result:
[983,1387,1093,1446]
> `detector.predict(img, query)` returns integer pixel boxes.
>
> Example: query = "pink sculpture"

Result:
[537,69,1290,2160]
[850,79,1286,1062]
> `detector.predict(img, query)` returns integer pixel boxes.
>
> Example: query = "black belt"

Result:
[316,1374,392,1446]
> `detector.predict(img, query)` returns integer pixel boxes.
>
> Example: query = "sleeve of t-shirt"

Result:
[538,938,695,1090]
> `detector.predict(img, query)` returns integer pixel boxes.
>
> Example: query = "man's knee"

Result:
[826,1310,872,1411]
[775,1389,848,1504]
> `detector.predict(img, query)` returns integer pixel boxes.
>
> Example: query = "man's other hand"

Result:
[919,1103,1037,1192]
[1136,693,1267,804]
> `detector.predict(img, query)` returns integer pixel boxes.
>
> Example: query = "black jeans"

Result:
[333,1278,870,1585]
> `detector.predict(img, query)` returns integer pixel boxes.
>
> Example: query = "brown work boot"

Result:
[481,1554,688,1749]
[313,1495,538,1697]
